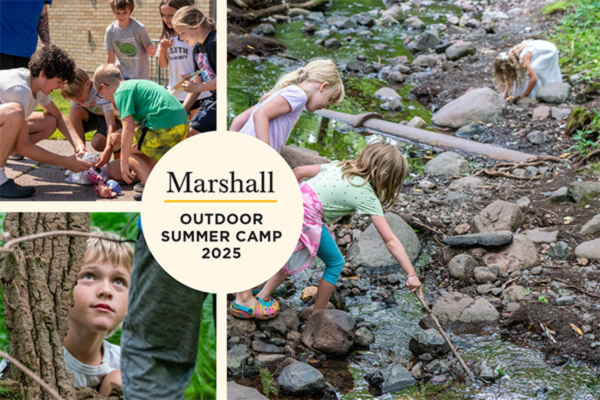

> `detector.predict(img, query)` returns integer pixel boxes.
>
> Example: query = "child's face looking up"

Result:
[160,5,177,30]
[70,261,130,334]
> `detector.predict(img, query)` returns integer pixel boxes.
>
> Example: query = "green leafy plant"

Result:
[570,129,599,156]
[543,1,568,15]
[525,288,531,295]
[538,296,549,304]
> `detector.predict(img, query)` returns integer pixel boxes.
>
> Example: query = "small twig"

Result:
[1,231,134,253]
[575,149,600,171]
[0,351,65,400]
[414,293,474,378]
[501,278,516,290]
[553,278,600,299]
[472,169,543,180]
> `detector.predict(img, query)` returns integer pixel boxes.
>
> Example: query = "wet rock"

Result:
[374,87,401,101]
[424,151,470,177]
[411,31,441,52]
[381,5,404,22]
[449,176,483,189]
[445,42,476,61]
[409,329,451,357]
[252,340,286,354]
[430,292,499,329]
[569,181,600,203]
[580,214,600,236]
[355,326,375,348]
[532,105,551,119]
[447,25,467,35]
[228,344,251,369]
[474,360,498,381]
[386,71,405,84]
[301,22,316,34]
[432,88,505,128]
[474,267,497,284]
[404,16,425,29]
[444,231,513,247]
[556,296,574,306]
[379,15,400,26]
[382,99,403,111]
[516,197,531,208]
[302,286,318,302]
[482,235,538,273]
[346,61,364,72]
[228,382,269,400]
[356,14,375,27]
[255,354,287,367]
[307,11,326,24]
[348,212,421,268]
[302,309,356,355]
[548,241,570,259]
[412,55,439,68]
[448,254,478,280]
[358,30,374,39]
[502,285,526,302]
[435,42,453,54]
[536,83,572,104]
[575,239,600,260]
[278,363,325,395]
[252,23,276,36]
[525,228,559,243]
[366,363,417,394]
[551,107,571,120]
[299,303,335,321]
[472,200,525,233]
[324,38,341,49]
[548,187,568,202]
[455,122,486,139]
[228,316,256,336]
[411,363,422,380]
[327,16,357,30]
[387,55,410,66]
[407,116,428,129]
[527,130,551,144]
[425,359,450,374]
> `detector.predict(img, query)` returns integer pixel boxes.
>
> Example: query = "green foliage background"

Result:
[0,213,216,399]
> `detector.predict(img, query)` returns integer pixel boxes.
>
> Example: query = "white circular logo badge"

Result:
[141,131,304,294]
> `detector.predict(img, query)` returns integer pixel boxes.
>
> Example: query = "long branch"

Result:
[0,351,65,400]
[1,231,134,253]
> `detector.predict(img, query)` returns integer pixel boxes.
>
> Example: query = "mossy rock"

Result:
[566,107,595,135]
[542,1,568,15]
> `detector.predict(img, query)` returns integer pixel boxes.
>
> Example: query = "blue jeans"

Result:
[318,226,345,285]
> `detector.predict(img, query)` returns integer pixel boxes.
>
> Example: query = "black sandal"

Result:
[0,179,35,198]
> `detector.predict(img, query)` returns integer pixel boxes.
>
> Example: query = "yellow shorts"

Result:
[133,123,188,162]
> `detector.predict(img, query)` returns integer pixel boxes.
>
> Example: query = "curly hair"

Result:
[28,45,76,84]
[493,40,530,95]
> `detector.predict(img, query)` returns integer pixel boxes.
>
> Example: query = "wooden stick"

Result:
[1,231,133,253]
[414,293,474,377]
[0,351,65,400]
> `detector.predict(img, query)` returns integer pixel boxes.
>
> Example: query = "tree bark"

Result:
[1,213,90,400]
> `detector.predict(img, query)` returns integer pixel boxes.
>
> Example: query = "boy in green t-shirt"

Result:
[93,64,188,199]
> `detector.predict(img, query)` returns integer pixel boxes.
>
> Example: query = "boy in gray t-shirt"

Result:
[104,0,156,80]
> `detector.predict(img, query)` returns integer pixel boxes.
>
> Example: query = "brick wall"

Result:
[42,0,214,79]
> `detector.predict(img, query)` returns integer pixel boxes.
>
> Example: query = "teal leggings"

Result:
[318,226,346,285]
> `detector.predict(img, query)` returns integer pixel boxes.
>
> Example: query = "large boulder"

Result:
[580,214,600,236]
[302,309,356,355]
[228,382,269,400]
[569,181,600,203]
[366,363,416,394]
[482,234,538,273]
[428,292,499,330]
[278,363,325,395]
[575,239,600,260]
[348,212,421,269]
[431,88,505,128]
[445,42,476,61]
[535,83,571,104]
[409,329,451,357]
[424,152,470,177]
[472,200,525,233]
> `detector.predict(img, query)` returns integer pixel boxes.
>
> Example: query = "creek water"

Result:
[228,0,600,398]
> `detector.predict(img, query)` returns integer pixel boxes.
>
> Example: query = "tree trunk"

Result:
[1,213,90,400]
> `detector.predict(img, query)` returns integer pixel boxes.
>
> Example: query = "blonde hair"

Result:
[172,6,216,32]
[338,142,409,208]
[261,59,345,105]
[93,64,123,91]
[61,68,90,99]
[83,231,134,274]
[493,40,530,94]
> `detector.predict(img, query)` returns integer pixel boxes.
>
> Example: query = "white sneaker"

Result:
[134,182,144,193]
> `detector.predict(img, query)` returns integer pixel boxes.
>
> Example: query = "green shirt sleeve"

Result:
[114,87,136,121]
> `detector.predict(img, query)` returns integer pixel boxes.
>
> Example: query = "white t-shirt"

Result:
[69,85,114,116]
[156,35,210,102]
[63,341,121,388]
[239,85,307,153]
[0,68,51,120]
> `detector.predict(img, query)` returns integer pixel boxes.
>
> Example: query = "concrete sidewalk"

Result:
[2,140,137,202]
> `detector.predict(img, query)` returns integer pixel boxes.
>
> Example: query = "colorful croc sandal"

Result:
[252,283,287,297]
[229,301,255,319]
[253,297,280,320]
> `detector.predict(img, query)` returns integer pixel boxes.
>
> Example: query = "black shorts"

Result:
[190,98,216,133]
[180,99,202,111]
[0,53,30,70]
[83,112,122,136]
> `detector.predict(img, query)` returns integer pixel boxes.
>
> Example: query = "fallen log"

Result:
[228,0,329,26]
